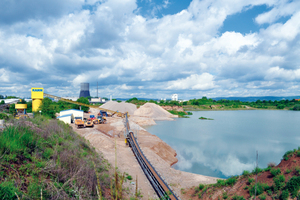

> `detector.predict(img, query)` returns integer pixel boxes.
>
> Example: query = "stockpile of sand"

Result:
[100,101,137,115]
[134,103,177,120]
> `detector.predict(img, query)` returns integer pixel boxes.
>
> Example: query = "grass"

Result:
[0,116,111,199]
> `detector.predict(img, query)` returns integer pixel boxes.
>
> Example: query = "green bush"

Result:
[283,150,293,161]
[270,168,281,176]
[285,176,300,197]
[226,177,237,186]
[242,170,250,177]
[232,195,245,200]
[273,175,285,192]
[249,182,264,196]
[280,189,289,200]
[0,113,8,120]
[248,178,255,184]
[199,184,205,190]
[252,167,263,174]
[259,194,266,200]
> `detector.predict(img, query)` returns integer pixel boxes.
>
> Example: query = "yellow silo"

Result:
[31,88,44,112]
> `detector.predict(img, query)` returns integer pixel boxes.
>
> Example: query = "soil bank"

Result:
[72,109,218,199]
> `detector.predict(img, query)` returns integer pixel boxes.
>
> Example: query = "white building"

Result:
[57,114,72,124]
[59,109,84,123]
[171,94,178,101]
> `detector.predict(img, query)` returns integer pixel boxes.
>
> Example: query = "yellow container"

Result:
[15,104,27,109]
[31,88,44,99]
[32,99,42,112]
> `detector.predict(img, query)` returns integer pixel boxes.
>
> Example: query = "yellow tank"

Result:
[31,88,44,112]
[32,99,42,112]
[15,104,27,109]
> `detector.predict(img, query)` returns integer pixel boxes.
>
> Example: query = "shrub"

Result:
[273,175,285,192]
[249,183,263,196]
[283,150,294,161]
[232,195,245,200]
[248,178,255,184]
[297,151,300,157]
[199,184,205,190]
[216,179,226,187]
[259,194,266,200]
[226,177,237,186]
[280,189,289,200]
[252,167,263,174]
[242,170,250,177]
[285,176,300,197]
[270,168,281,177]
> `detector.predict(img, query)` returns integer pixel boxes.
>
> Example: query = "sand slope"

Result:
[134,103,177,120]
[100,101,137,115]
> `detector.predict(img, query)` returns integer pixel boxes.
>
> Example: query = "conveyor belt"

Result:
[127,131,179,200]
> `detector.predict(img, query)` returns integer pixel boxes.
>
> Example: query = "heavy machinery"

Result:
[85,118,94,128]
[75,117,85,128]
[89,115,98,124]
[97,115,106,124]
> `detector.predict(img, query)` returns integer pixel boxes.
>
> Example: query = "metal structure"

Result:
[43,93,127,117]
[31,88,44,112]
[125,114,179,200]
[79,83,90,98]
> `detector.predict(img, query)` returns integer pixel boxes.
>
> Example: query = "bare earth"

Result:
[72,109,218,199]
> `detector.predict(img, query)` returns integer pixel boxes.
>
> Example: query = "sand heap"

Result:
[134,103,177,120]
[100,101,137,115]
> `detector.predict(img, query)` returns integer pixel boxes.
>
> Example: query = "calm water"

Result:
[144,110,300,178]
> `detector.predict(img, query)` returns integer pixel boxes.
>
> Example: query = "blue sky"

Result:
[0,0,300,99]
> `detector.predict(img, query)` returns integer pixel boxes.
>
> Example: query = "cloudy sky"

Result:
[0,0,300,99]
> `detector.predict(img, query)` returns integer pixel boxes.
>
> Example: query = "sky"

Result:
[0,0,300,100]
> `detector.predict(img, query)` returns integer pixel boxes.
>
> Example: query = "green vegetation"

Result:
[126,97,300,111]
[74,97,90,112]
[168,110,190,118]
[270,168,281,176]
[199,117,213,120]
[0,116,111,199]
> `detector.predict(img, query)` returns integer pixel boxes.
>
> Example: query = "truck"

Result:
[75,117,85,128]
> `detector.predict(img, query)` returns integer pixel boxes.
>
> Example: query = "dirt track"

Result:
[73,111,218,199]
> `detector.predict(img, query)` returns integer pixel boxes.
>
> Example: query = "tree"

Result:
[73,97,89,112]
[0,100,4,105]
[40,97,55,118]
[9,104,16,115]
[0,95,4,99]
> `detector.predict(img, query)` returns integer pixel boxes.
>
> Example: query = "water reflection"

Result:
[145,110,300,178]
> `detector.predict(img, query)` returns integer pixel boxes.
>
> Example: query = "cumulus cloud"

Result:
[0,0,300,98]
[167,73,215,90]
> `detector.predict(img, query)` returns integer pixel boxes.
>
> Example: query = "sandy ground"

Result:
[72,110,218,199]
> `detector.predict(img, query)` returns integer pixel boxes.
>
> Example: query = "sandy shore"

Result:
[73,111,218,199]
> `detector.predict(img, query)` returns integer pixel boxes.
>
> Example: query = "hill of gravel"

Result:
[134,103,177,120]
[100,101,137,115]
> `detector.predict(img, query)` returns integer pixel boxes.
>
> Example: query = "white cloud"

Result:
[167,73,215,90]
[0,0,300,98]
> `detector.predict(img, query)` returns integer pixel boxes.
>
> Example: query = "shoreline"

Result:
[73,109,218,199]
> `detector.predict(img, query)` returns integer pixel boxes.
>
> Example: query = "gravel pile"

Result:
[100,101,137,115]
[134,103,177,119]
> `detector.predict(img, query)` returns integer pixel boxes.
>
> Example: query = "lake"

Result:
[144,110,300,178]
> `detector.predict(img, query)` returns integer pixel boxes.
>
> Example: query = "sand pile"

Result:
[100,101,137,115]
[134,103,177,120]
